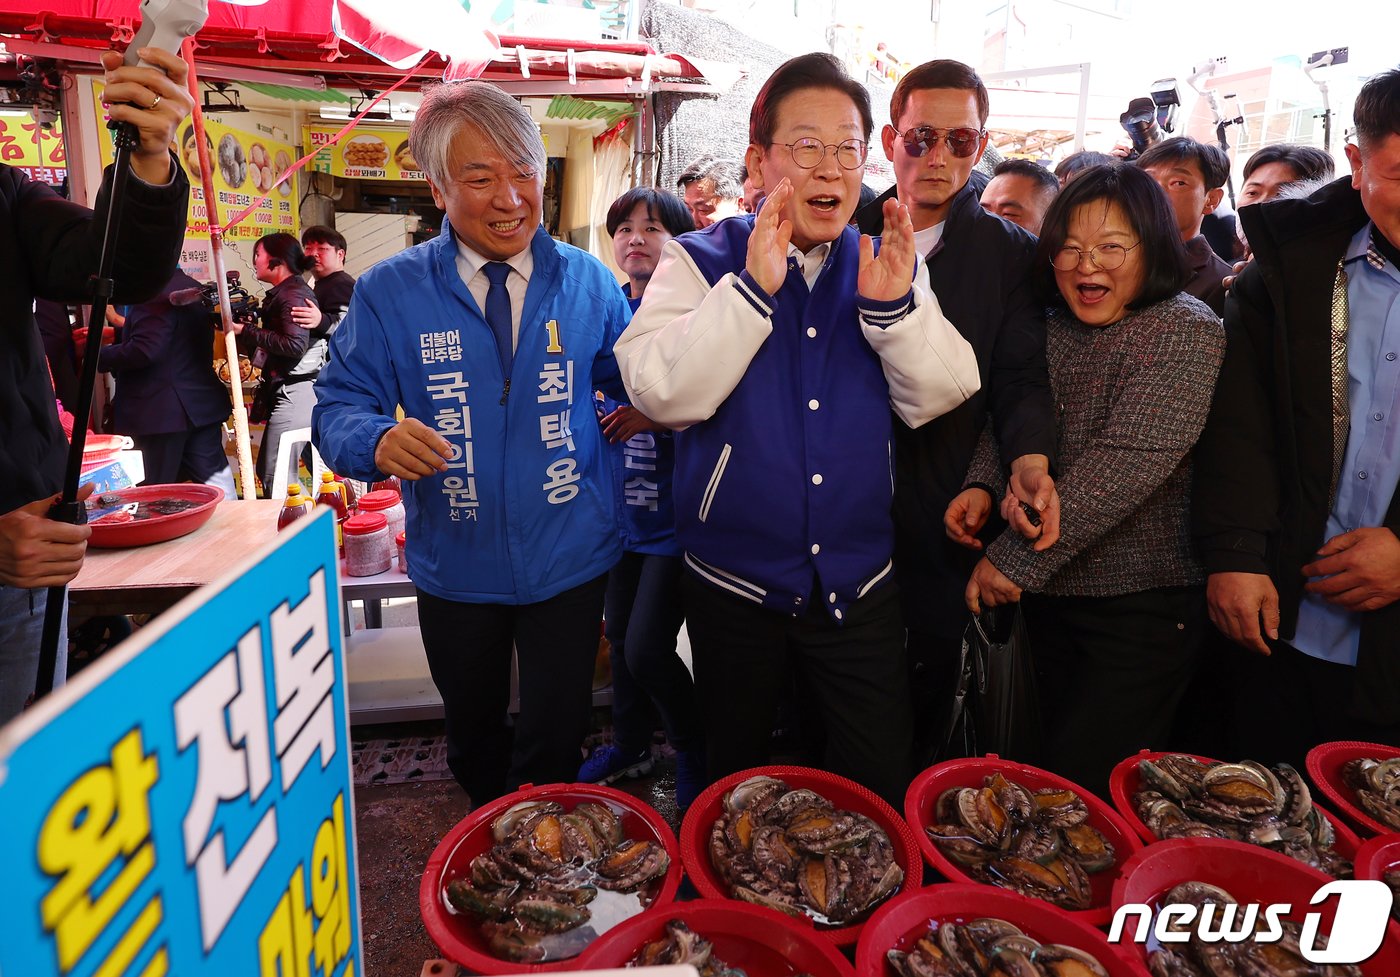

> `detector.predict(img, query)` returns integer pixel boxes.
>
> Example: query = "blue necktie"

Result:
[483,261,513,378]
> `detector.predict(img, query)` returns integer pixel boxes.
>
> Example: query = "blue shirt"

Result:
[1292,224,1400,665]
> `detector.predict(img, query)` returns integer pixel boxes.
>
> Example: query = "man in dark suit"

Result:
[98,269,234,492]
[1193,68,1400,766]
[853,60,1058,764]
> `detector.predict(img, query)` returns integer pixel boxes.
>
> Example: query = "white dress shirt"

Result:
[453,236,534,352]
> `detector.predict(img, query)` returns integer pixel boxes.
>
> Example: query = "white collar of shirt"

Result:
[453,233,534,351]
[787,241,831,290]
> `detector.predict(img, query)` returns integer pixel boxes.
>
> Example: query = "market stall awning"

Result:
[0,0,736,93]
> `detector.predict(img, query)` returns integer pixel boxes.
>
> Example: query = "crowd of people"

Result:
[312,53,1400,811]
[2,43,1397,818]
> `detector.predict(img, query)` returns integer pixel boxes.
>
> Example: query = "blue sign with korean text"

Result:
[0,510,361,977]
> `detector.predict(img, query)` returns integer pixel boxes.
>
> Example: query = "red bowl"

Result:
[419,782,682,975]
[679,765,923,948]
[1112,838,1400,975]
[855,884,1151,977]
[86,484,223,548]
[1307,741,1400,838]
[1109,749,1362,861]
[1354,833,1400,886]
[576,898,856,977]
[80,434,132,471]
[904,755,1143,926]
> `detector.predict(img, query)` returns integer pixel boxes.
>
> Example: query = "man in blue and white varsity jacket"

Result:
[313,82,632,805]
[615,53,981,804]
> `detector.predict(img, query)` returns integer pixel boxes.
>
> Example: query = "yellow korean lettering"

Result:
[92,896,162,977]
[258,865,313,977]
[311,794,352,973]
[38,728,159,972]
[544,319,563,354]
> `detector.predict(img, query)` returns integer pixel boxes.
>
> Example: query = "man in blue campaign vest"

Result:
[313,82,632,804]
[615,53,981,805]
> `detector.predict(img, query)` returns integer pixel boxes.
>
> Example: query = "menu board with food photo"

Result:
[303,123,425,181]
[92,80,299,242]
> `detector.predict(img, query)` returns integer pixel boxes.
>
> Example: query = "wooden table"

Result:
[69,499,284,618]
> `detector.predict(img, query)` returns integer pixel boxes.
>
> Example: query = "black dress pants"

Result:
[1021,585,1206,797]
[1227,639,1400,771]
[682,574,912,807]
[605,552,699,754]
[415,574,607,805]
[133,422,228,484]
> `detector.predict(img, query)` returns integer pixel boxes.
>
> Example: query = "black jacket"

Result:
[856,181,1056,636]
[239,274,314,383]
[100,270,231,436]
[1192,176,1400,724]
[0,160,189,514]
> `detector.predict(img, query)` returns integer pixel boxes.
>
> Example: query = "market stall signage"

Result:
[302,123,422,181]
[0,511,362,977]
[92,81,300,243]
[0,110,66,185]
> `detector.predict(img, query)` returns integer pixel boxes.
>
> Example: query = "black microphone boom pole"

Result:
[32,0,207,704]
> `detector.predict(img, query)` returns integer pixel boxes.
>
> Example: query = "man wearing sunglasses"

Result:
[615,52,980,804]
[855,60,1060,766]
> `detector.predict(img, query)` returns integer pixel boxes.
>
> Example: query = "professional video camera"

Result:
[1119,79,1182,158]
[171,270,259,325]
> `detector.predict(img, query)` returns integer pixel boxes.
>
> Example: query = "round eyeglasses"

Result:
[1050,241,1142,272]
[892,125,986,159]
[772,138,868,170]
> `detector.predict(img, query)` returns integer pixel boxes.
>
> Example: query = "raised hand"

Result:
[745,178,793,296]
[858,197,915,303]
[99,47,195,184]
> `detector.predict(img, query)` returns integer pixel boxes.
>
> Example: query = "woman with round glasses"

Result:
[956,162,1225,793]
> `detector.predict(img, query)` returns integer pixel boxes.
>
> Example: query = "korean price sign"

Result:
[302,124,423,181]
[0,510,361,977]
[92,81,299,242]
[0,110,66,185]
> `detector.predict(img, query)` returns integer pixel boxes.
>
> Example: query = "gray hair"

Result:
[410,81,546,188]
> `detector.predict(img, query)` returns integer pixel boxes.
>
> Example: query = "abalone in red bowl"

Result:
[680,765,923,948]
[576,898,856,977]
[1307,741,1400,838]
[1112,837,1400,975]
[905,754,1143,927]
[419,782,681,975]
[856,884,1150,977]
[1109,749,1362,861]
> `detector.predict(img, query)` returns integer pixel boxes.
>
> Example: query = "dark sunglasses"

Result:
[892,125,986,159]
